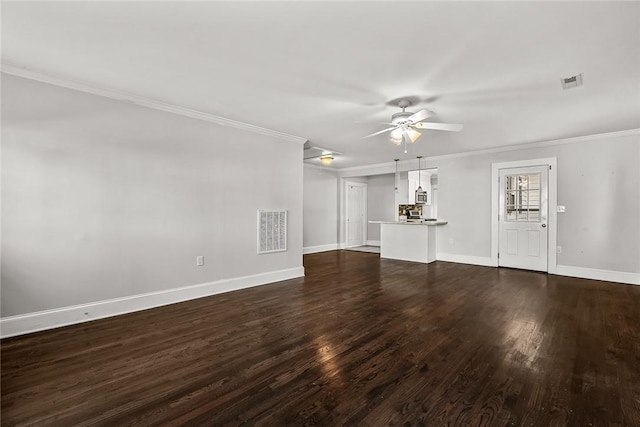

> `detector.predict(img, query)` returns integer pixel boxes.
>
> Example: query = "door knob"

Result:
[541,224,547,228]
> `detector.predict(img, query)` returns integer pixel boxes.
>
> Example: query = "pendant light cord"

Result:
[394,159,399,192]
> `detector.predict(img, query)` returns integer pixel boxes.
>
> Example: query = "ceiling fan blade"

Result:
[413,122,463,132]
[407,109,434,123]
[361,126,397,139]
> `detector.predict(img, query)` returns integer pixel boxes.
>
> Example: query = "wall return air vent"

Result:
[257,209,287,254]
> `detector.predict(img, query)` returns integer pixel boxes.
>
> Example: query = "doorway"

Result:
[345,181,367,248]
[491,158,557,273]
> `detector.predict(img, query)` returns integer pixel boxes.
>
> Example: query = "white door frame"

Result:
[491,158,557,274]
[345,181,368,248]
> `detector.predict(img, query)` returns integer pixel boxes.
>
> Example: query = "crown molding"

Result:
[424,128,640,161]
[339,159,411,173]
[337,128,640,174]
[303,162,339,172]
[1,63,308,145]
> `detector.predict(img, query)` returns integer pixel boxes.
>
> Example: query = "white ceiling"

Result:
[2,1,639,168]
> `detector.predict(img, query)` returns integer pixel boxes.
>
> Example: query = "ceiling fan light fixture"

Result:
[361,100,462,151]
[389,128,403,145]
[407,128,421,143]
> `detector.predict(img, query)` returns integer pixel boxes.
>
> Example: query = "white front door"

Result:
[346,182,367,247]
[499,165,549,271]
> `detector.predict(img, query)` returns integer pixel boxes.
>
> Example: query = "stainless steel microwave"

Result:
[415,189,428,204]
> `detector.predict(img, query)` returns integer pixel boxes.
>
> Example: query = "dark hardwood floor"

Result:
[2,251,639,426]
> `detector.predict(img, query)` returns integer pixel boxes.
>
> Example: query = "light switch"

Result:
[557,205,566,213]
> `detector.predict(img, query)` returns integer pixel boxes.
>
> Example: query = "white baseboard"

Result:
[303,243,340,254]
[555,265,640,285]
[434,255,638,285]
[338,242,381,250]
[0,266,305,338]
[436,253,496,267]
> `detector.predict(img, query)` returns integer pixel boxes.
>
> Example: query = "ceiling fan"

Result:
[362,100,463,153]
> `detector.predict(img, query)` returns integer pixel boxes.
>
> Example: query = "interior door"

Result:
[499,165,549,271]
[346,183,366,247]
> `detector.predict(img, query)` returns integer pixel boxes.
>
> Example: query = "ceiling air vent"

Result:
[561,74,583,90]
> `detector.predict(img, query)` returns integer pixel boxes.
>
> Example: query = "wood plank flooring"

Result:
[2,251,639,426]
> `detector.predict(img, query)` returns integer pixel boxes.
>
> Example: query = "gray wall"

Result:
[433,134,639,273]
[303,165,339,249]
[366,174,396,241]
[2,75,303,317]
[337,132,639,276]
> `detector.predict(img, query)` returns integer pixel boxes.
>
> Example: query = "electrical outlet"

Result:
[557,205,566,213]
[556,246,562,254]
[196,255,204,266]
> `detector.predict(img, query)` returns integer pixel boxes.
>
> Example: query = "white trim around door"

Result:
[491,158,557,274]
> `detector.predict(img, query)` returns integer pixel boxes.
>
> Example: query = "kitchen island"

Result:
[368,220,447,264]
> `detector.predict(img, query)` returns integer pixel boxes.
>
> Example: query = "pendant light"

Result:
[416,156,423,193]
[394,159,399,193]
[415,156,425,204]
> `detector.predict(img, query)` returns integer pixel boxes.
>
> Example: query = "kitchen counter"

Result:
[368,220,447,263]
[369,220,448,226]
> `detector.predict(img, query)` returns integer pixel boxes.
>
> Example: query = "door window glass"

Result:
[505,173,541,222]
